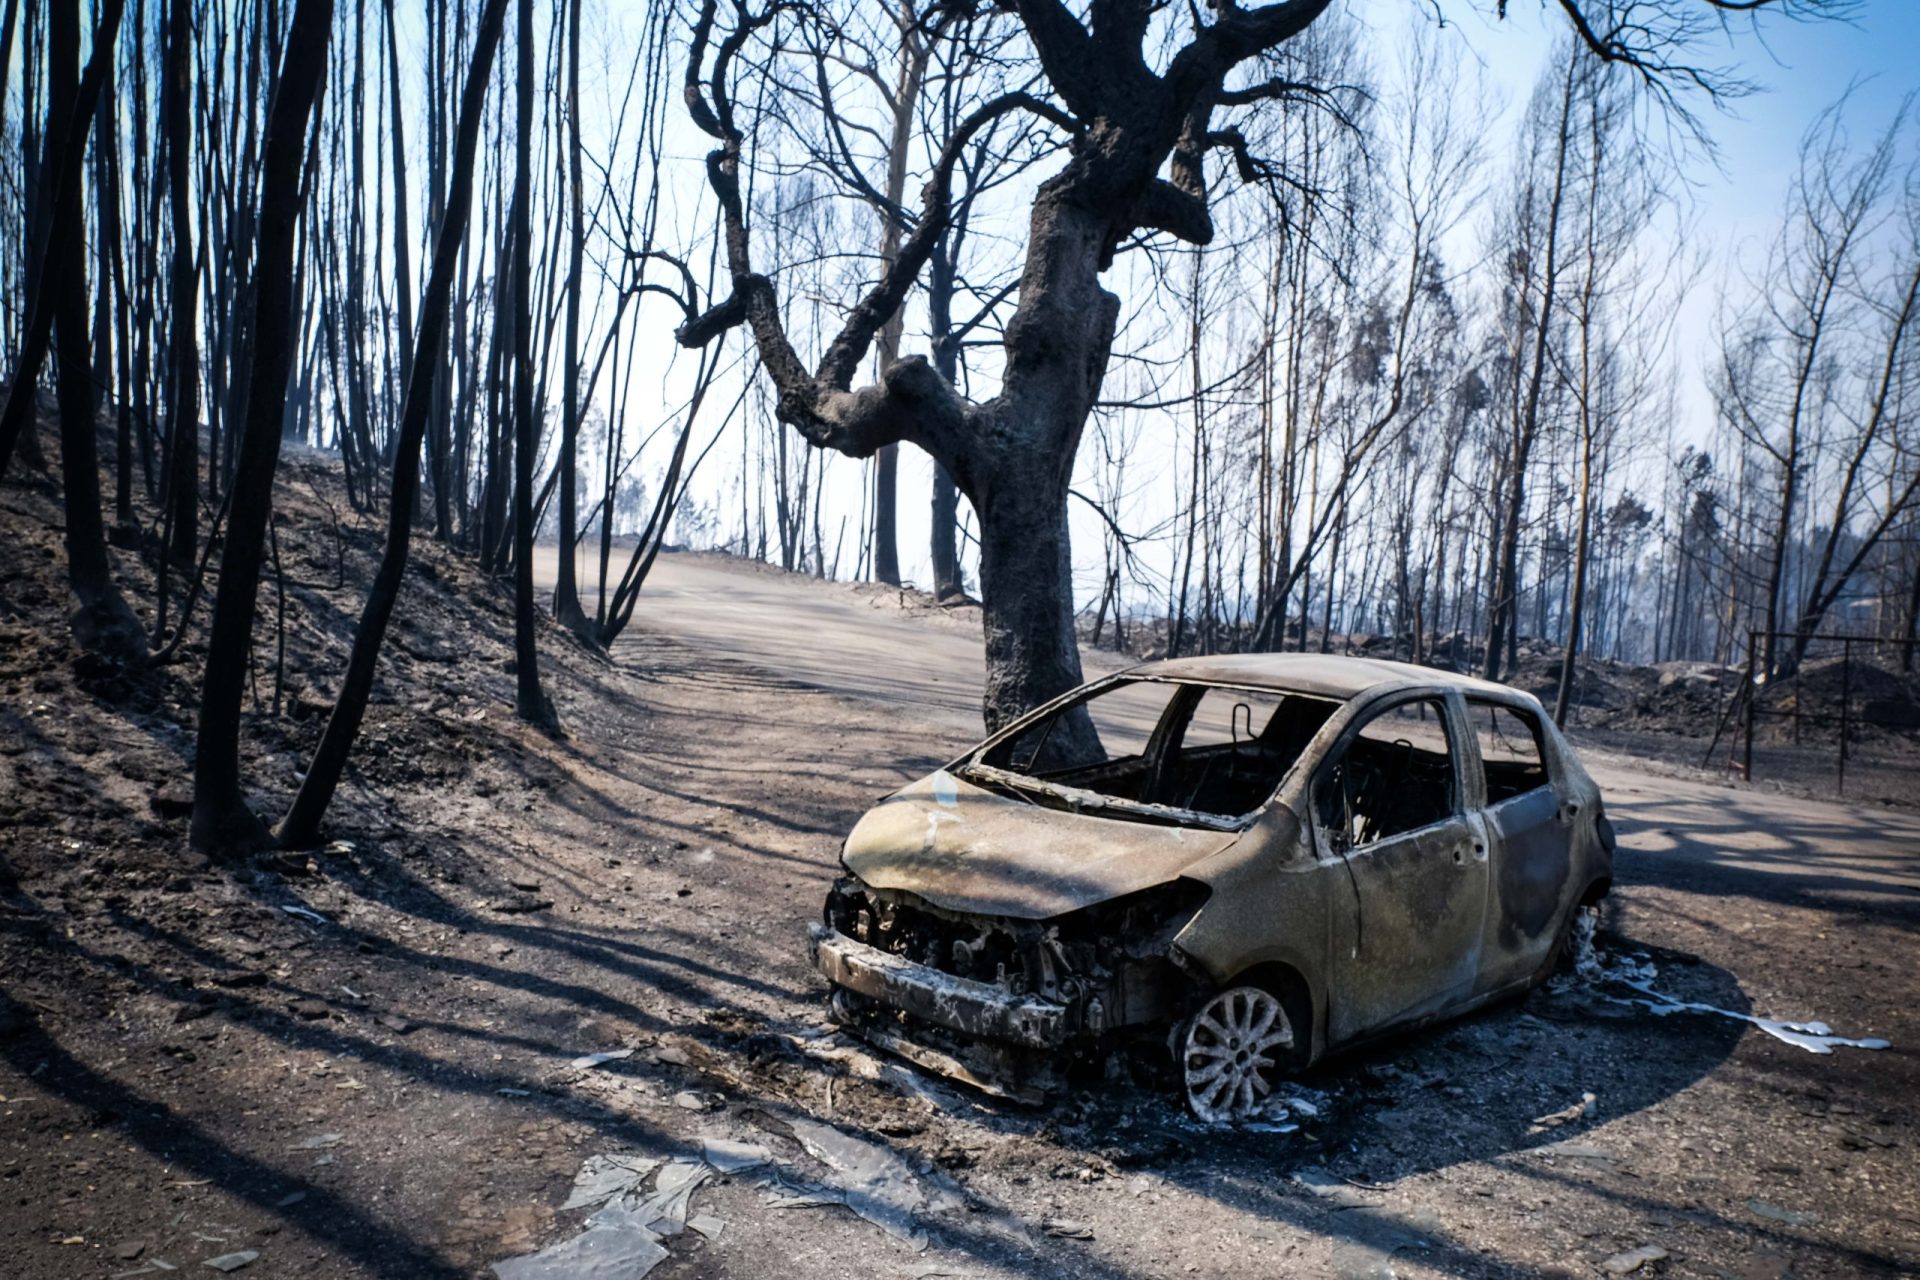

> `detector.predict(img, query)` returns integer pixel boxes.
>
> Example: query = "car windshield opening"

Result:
[971,679,1340,822]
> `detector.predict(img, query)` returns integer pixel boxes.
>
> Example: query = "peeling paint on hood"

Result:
[841,769,1239,918]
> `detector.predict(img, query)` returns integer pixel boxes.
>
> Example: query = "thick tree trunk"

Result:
[968,192,1115,737]
[190,0,335,857]
[975,462,1089,743]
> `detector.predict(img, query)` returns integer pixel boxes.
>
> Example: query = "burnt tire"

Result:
[1533,903,1598,986]
[1178,986,1296,1123]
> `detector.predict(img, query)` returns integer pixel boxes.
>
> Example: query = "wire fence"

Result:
[1703,631,1920,796]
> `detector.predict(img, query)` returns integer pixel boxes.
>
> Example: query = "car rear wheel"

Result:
[1180,986,1295,1123]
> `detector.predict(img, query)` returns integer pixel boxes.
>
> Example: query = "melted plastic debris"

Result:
[786,1117,966,1250]
[561,1155,662,1211]
[760,1168,849,1210]
[624,1160,710,1236]
[1566,912,1890,1054]
[491,1204,668,1280]
[699,1137,772,1173]
[569,1049,635,1069]
[518,1119,972,1272]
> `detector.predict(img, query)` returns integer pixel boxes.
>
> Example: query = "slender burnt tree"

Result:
[159,0,199,565]
[279,0,514,848]
[510,0,557,731]
[189,0,337,856]
[0,0,126,483]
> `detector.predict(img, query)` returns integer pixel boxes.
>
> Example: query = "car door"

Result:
[1314,694,1489,1045]
[1463,696,1570,991]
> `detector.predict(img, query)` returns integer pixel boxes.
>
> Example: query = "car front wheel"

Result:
[1179,985,1295,1123]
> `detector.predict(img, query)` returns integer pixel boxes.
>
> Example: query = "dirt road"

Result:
[1,531,1913,1280]
[569,550,1920,910]
[545,550,1920,1276]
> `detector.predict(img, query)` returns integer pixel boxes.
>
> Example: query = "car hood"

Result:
[840,768,1240,919]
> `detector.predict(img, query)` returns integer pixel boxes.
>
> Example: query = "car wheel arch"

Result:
[1209,960,1319,1069]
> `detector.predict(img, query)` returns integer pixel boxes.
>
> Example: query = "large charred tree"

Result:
[681,0,1810,730]
[188,0,336,856]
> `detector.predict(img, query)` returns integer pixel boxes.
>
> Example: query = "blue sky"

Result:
[1436,0,1918,264]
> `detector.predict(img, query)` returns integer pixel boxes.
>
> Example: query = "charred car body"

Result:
[811,655,1615,1119]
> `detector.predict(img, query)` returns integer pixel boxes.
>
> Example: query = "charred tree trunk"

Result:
[551,0,590,635]
[162,0,199,563]
[0,0,127,498]
[190,0,335,856]
[927,233,963,601]
[48,0,138,660]
[510,0,557,732]
[279,0,511,847]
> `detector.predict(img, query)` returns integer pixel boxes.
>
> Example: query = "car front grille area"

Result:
[824,876,1055,996]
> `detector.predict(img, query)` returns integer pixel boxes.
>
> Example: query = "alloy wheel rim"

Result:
[1183,986,1293,1122]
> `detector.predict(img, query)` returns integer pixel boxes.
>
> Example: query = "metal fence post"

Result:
[1839,637,1851,796]
[1743,631,1756,784]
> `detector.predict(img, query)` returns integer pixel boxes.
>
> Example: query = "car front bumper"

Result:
[807,923,1071,1049]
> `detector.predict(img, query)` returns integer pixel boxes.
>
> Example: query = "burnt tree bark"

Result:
[190,0,336,856]
[40,0,139,664]
[551,0,590,636]
[162,0,199,564]
[510,0,557,732]
[0,0,125,484]
[279,0,512,847]
[679,0,1338,735]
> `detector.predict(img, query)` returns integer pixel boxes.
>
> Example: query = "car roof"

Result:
[1122,653,1526,702]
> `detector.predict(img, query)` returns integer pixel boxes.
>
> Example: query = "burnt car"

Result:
[809,655,1615,1120]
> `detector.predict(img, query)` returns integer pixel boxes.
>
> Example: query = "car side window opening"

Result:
[1314,698,1457,851]
[1468,700,1550,803]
